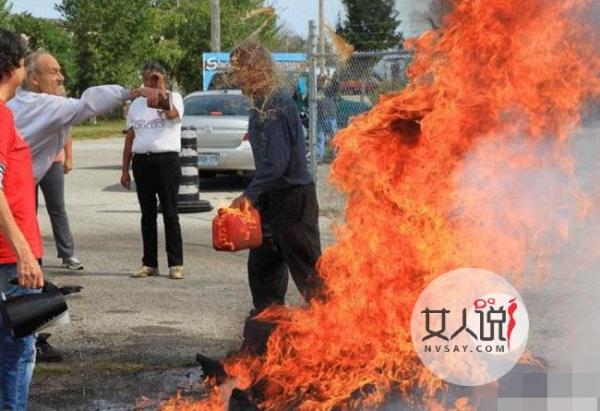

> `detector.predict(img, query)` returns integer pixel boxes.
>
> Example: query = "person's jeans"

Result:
[39,161,75,259]
[316,117,338,161]
[0,264,40,411]
[132,153,183,268]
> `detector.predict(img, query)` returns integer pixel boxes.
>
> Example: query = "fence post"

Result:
[307,20,318,180]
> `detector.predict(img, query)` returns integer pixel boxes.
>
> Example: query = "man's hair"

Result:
[0,29,26,80]
[142,60,167,77]
[231,40,275,75]
[25,49,50,75]
[231,39,279,94]
[22,49,51,90]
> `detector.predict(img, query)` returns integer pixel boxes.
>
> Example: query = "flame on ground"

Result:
[162,0,600,409]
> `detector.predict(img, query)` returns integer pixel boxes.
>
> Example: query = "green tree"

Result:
[0,0,12,28]
[336,0,402,51]
[57,0,156,94]
[56,0,279,94]
[273,26,307,52]
[11,13,77,93]
[169,0,278,92]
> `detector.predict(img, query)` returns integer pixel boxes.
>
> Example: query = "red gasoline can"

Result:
[212,206,263,251]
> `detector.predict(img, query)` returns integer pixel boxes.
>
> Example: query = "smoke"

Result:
[452,117,600,398]
[571,0,600,121]
[446,0,600,401]
[543,124,600,374]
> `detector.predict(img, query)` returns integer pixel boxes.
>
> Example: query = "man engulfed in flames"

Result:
[228,42,325,317]
[163,0,600,409]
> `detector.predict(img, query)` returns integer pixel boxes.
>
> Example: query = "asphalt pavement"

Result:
[28,121,600,410]
[29,136,336,410]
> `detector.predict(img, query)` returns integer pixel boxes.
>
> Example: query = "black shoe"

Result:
[229,388,259,411]
[36,333,63,363]
[195,354,227,384]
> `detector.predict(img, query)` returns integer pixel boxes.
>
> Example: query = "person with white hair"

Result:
[7,50,147,362]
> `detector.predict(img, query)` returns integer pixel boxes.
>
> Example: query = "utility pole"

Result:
[318,0,325,70]
[211,0,221,52]
[308,20,318,179]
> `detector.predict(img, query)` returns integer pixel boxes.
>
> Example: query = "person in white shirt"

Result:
[13,51,88,273]
[120,61,185,280]
[8,53,144,183]
[8,51,146,268]
[7,50,146,363]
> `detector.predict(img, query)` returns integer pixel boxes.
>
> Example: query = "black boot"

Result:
[36,333,64,363]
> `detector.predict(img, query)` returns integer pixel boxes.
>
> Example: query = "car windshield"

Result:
[184,94,251,116]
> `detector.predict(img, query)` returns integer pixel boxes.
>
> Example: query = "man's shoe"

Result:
[168,266,184,280]
[131,266,159,278]
[63,256,84,270]
[36,333,63,363]
[195,354,227,384]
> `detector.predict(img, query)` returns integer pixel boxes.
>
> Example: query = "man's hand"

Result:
[231,194,252,210]
[128,87,144,100]
[63,158,73,174]
[144,88,169,110]
[121,171,131,190]
[17,249,43,289]
[143,88,159,108]
[128,88,169,109]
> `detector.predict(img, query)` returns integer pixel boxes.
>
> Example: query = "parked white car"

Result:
[182,90,254,177]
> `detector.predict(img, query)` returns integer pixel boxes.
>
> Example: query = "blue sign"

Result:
[202,52,307,92]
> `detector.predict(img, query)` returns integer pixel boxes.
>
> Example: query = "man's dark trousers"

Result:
[248,183,323,313]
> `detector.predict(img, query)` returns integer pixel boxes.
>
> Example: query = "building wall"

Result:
[396,0,433,38]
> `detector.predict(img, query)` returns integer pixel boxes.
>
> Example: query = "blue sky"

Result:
[10,0,346,35]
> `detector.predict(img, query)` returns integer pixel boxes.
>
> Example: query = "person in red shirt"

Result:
[0,28,45,411]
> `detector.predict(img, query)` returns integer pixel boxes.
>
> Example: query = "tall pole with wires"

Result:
[211,0,221,52]
[318,0,325,70]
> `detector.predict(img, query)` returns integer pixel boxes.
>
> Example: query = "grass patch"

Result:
[34,363,74,377]
[72,119,125,140]
[35,360,196,378]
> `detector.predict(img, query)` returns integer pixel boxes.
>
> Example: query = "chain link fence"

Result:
[304,22,412,216]
[311,50,411,164]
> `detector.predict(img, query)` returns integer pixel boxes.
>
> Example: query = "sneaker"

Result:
[36,333,63,363]
[63,256,84,270]
[131,266,159,278]
[168,266,184,280]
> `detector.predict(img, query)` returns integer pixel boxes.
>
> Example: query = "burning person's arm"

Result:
[243,111,293,204]
[244,98,304,203]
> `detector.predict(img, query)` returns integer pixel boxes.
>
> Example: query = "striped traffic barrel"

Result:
[177,127,213,212]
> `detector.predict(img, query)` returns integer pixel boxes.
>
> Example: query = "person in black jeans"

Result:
[230,41,324,315]
[120,61,186,280]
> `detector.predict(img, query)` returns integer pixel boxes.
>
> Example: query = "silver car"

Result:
[182,90,254,177]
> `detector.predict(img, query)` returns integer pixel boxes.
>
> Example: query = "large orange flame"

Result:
[162,0,600,409]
